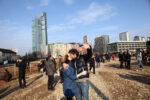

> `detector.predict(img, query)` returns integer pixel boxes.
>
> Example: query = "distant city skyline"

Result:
[0,0,150,55]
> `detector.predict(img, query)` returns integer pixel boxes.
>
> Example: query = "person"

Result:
[123,52,127,68]
[89,54,95,74]
[16,57,26,88]
[141,49,146,64]
[108,53,111,62]
[4,69,12,82]
[118,52,123,68]
[95,54,100,67]
[100,54,105,63]
[68,43,92,100]
[136,49,144,71]
[112,54,115,60]
[126,50,131,69]
[38,62,41,72]
[45,55,56,90]
[58,55,64,83]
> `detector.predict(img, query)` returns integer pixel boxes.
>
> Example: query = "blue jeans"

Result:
[76,81,89,100]
[137,60,144,70]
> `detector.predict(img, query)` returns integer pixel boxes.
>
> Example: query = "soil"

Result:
[0,57,150,100]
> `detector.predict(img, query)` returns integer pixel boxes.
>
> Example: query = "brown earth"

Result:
[0,57,150,100]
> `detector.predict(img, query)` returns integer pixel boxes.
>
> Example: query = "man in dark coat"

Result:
[45,55,56,90]
[16,57,26,88]
[126,50,131,69]
[95,54,100,68]
[68,43,92,100]
[89,54,95,74]
[123,52,127,68]
[118,52,123,68]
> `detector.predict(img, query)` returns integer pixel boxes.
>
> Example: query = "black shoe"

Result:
[20,86,23,89]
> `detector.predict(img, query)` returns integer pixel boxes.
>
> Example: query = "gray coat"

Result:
[45,60,56,76]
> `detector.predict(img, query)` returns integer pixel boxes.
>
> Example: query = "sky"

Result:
[0,0,150,55]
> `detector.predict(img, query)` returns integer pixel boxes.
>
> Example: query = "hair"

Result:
[46,55,52,61]
[69,49,79,57]
[58,55,62,57]
[63,55,70,64]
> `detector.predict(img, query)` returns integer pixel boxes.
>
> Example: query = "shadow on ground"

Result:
[89,80,109,100]
[117,73,150,85]
[0,86,10,94]
[104,64,120,69]
[0,74,43,99]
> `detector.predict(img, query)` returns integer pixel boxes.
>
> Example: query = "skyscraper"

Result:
[83,35,90,43]
[32,12,48,55]
[119,32,130,41]
[134,36,145,41]
[94,35,109,54]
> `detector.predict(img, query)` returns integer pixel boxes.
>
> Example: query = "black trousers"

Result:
[120,61,123,68]
[19,72,26,88]
[90,65,95,74]
[59,70,64,83]
[66,96,73,100]
[124,60,127,67]
[127,60,130,69]
[48,75,54,89]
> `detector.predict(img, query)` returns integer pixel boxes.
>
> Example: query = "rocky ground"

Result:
[0,58,150,100]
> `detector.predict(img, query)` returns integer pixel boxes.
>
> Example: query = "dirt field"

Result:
[0,57,150,100]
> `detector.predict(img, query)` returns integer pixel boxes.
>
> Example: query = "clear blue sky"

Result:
[0,0,150,55]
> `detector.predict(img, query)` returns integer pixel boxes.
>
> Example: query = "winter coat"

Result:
[118,53,123,61]
[45,60,56,76]
[61,62,77,97]
[95,56,100,62]
[89,58,95,67]
[73,47,92,80]
[126,53,131,61]
[16,61,26,74]
[137,52,142,61]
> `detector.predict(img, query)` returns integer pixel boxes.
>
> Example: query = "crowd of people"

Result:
[1,43,150,100]
[118,49,147,71]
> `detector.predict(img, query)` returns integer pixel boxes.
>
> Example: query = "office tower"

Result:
[134,36,145,41]
[32,12,48,55]
[94,35,109,54]
[83,35,90,43]
[119,32,130,41]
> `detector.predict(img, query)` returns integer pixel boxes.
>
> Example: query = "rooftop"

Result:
[0,48,16,54]
[108,41,146,44]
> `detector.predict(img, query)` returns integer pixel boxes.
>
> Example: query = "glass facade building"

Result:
[119,32,130,41]
[94,35,109,54]
[32,12,48,53]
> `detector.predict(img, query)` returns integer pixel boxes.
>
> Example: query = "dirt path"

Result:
[0,58,150,100]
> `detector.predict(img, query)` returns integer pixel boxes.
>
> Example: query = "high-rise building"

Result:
[94,35,109,54]
[134,36,145,41]
[119,32,130,41]
[32,12,48,55]
[83,35,90,43]
[147,37,150,41]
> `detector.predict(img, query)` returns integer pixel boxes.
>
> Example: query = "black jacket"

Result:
[74,47,92,79]
[16,61,26,74]
[126,54,131,61]
[119,53,123,61]
[89,58,95,67]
